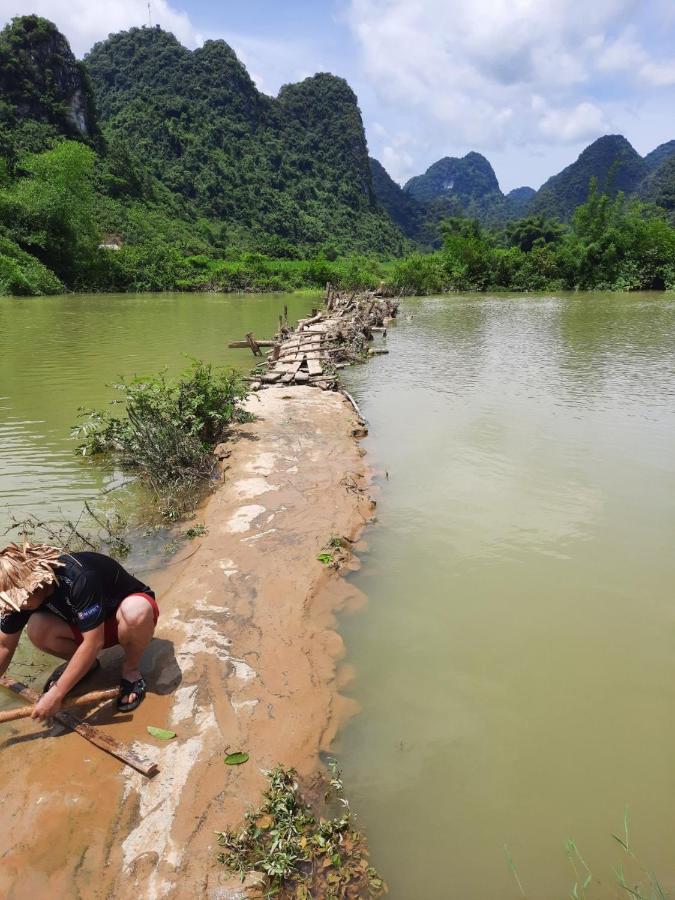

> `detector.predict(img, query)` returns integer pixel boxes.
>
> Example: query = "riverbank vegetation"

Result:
[73,359,249,516]
[2,133,673,297]
[217,764,385,898]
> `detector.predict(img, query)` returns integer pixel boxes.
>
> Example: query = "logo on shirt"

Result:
[77,603,102,624]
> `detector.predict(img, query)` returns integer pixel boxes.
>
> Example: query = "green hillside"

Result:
[531,135,647,220]
[643,140,675,172]
[368,157,428,242]
[0,14,99,159]
[639,154,675,217]
[84,25,402,256]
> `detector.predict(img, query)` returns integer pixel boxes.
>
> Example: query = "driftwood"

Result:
[0,687,119,723]
[228,339,276,349]
[229,292,399,388]
[0,677,159,778]
[341,389,365,422]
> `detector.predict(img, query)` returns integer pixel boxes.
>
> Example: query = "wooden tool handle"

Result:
[0,687,119,723]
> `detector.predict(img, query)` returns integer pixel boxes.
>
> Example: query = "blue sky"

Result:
[2,0,675,191]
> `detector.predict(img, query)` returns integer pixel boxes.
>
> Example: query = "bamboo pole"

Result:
[0,677,159,778]
[0,687,119,723]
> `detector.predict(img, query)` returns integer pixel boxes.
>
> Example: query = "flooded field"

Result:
[340,292,675,898]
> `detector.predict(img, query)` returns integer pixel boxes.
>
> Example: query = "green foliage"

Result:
[0,15,99,151]
[216,764,385,898]
[384,186,675,294]
[0,140,98,283]
[505,214,565,252]
[532,135,647,221]
[84,26,402,257]
[0,232,62,295]
[2,16,675,296]
[73,359,249,501]
[639,154,675,218]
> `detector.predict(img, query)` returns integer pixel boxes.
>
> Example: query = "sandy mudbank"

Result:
[0,386,373,899]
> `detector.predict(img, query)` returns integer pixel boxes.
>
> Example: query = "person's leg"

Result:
[116,594,156,706]
[26,611,79,660]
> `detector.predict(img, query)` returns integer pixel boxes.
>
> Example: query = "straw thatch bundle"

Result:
[0,542,63,614]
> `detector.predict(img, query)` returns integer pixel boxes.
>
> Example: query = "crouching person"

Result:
[0,543,158,719]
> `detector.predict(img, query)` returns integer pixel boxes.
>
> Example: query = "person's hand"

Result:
[31,685,63,721]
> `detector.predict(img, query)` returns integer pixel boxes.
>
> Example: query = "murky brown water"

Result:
[4,290,675,897]
[0,291,317,534]
[340,292,675,899]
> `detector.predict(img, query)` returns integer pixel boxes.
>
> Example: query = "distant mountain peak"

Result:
[403,152,500,203]
[0,15,100,147]
[531,133,646,220]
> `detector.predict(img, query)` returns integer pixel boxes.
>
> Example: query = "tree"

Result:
[0,140,98,283]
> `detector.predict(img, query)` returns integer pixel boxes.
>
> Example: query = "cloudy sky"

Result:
[2,0,675,191]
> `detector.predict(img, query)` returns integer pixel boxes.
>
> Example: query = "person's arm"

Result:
[31,624,105,721]
[0,630,21,679]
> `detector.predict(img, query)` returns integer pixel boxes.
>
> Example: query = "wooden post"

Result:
[284,304,288,325]
[246,332,262,356]
[278,314,284,333]
[272,343,281,361]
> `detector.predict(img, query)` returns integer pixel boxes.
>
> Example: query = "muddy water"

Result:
[0,291,317,535]
[339,293,675,899]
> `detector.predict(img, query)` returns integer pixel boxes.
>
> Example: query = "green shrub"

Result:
[0,234,62,294]
[74,359,249,500]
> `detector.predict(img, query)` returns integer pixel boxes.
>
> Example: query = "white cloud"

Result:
[640,60,675,87]
[595,27,675,85]
[222,32,327,95]
[346,0,675,152]
[0,0,202,56]
[596,29,647,72]
[537,101,609,142]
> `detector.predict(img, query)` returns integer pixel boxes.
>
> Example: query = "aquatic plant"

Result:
[73,359,249,513]
[504,809,668,900]
[217,764,386,898]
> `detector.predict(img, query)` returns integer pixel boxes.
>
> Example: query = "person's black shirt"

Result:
[0,552,153,635]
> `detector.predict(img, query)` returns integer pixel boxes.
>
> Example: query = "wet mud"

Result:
[0,386,372,899]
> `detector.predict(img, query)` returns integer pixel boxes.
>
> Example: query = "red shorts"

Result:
[69,593,159,649]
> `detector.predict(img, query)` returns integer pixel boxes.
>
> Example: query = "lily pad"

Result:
[147,725,176,741]
[225,751,249,766]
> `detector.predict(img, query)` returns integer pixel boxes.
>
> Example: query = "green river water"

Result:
[2,291,675,897]
[340,292,675,898]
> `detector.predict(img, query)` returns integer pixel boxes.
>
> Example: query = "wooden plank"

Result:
[0,677,159,778]
[228,340,276,349]
[307,359,323,376]
[294,371,310,383]
[281,360,303,384]
[261,372,282,383]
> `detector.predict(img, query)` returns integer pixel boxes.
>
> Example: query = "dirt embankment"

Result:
[0,386,373,899]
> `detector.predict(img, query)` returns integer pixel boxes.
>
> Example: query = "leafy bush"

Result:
[0,233,62,294]
[217,764,385,898]
[74,360,249,502]
[0,140,98,283]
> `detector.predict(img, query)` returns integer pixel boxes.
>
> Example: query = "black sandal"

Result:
[118,676,146,712]
[43,658,100,694]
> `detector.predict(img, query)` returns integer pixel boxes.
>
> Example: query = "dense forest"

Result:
[1,14,675,297]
